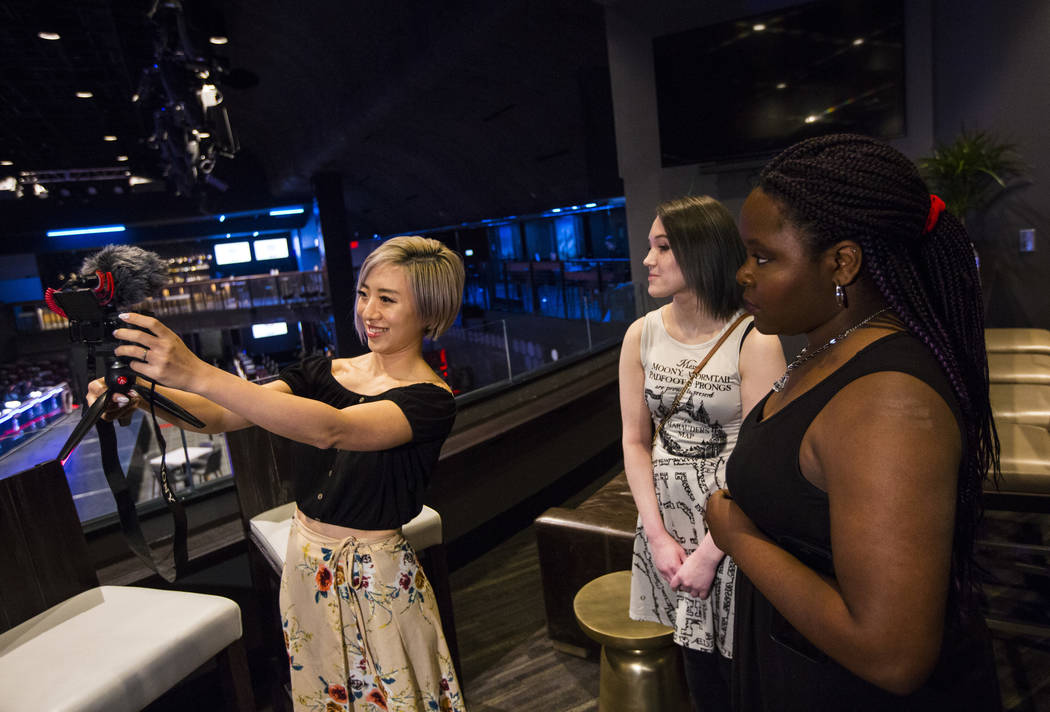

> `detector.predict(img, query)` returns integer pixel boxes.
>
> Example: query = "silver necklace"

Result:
[772,308,890,392]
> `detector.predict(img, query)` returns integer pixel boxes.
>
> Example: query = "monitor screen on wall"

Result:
[214,241,252,265]
[251,322,289,339]
[652,0,905,167]
[253,237,290,261]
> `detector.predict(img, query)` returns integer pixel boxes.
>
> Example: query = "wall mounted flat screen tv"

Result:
[214,241,252,265]
[251,322,288,339]
[253,236,290,261]
[653,0,905,167]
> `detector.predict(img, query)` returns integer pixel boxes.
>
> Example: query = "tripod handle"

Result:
[59,389,113,463]
[138,386,206,429]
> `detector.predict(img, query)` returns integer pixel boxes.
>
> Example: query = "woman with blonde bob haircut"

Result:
[355,234,465,342]
[88,234,467,711]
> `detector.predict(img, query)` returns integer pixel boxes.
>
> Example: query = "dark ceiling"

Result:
[0,0,621,243]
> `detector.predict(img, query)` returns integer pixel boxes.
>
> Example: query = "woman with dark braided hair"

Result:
[705,134,1001,710]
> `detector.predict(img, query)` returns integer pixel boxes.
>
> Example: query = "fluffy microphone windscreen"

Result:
[81,244,169,310]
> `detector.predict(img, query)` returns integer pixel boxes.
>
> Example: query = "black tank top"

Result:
[725,332,999,711]
[728,331,961,572]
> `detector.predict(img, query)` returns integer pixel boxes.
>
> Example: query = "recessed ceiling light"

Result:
[209,36,228,45]
[753,23,767,32]
[0,160,13,166]
[853,37,865,46]
[103,135,117,142]
[776,82,788,90]
[116,155,129,162]
[38,31,61,41]
[75,91,94,99]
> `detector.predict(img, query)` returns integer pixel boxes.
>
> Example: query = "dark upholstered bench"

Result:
[535,471,638,656]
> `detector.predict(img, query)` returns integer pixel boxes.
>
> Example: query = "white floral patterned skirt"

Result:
[279,515,465,711]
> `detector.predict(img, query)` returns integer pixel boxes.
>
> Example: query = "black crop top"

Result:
[278,355,456,529]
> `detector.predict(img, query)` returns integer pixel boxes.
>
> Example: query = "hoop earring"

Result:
[834,283,848,309]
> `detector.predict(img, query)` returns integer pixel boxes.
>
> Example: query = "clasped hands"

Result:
[649,530,723,599]
[649,488,752,598]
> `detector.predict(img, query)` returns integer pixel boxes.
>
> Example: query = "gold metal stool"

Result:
[573,570,690,712]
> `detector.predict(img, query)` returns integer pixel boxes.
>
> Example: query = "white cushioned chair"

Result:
[249,501,444,574]
[0,460,254,712]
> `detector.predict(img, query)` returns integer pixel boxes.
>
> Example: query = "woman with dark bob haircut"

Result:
[621,195,784,711]
[706,134,1001,710]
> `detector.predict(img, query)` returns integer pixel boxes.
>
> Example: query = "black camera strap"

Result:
[92,378,188,583]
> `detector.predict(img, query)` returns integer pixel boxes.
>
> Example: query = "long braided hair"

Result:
[758,133,999,620]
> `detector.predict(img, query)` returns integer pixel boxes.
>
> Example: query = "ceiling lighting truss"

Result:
[19,167,131,184]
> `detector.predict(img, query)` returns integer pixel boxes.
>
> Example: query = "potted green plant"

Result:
[918,128,1026,229]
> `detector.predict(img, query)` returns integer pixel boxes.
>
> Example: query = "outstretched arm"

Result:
[620,317,685,583]
[112,312,414,451]
[706,372,960,695]
[86,375,287,434]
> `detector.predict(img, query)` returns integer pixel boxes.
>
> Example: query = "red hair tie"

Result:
[923,194,946,234]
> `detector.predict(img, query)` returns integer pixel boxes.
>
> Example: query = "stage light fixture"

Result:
[38,32,61,40]
[75,91,94,98]
[104,135,117,142]
[199,83,222,109]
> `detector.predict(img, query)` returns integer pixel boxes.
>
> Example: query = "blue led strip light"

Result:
[47,225,126,237]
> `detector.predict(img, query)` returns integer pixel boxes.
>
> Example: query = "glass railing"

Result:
[431,282,634,395]
[0,406,232,524]
[5,260,635,524]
